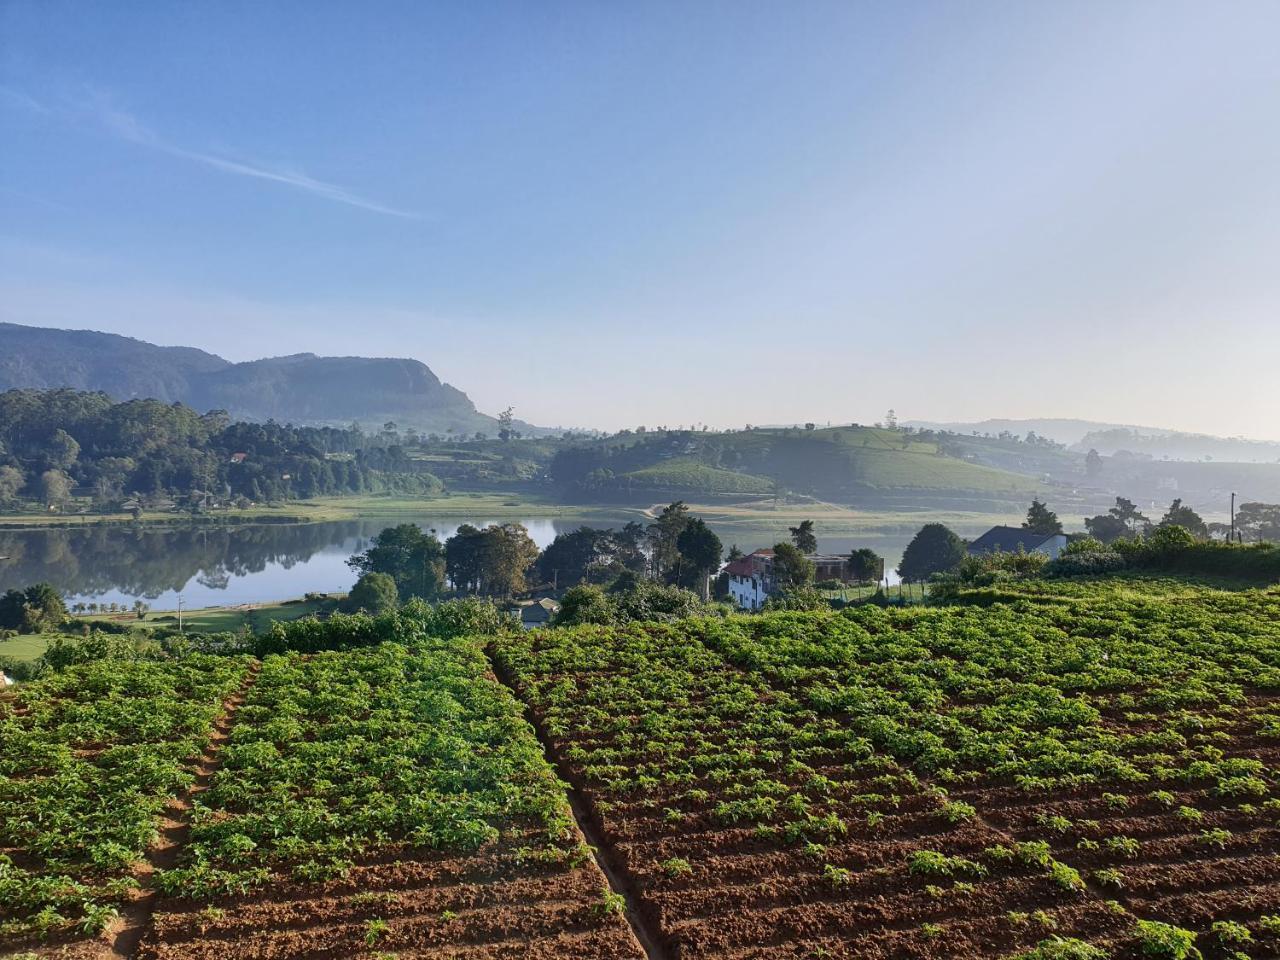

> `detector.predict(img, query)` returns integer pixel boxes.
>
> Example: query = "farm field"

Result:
[4,578,1280,959]
[1,628,642,959]
[493,580,1280,959]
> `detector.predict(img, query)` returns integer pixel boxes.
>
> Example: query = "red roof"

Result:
[725,558,756,577]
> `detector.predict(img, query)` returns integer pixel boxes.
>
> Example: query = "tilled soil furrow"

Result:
[110,660,261,958]
[487,654,669,960]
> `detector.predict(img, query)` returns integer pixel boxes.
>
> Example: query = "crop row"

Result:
[0,655,252,944]
[494,579,1280,958]
[141,636,641,959]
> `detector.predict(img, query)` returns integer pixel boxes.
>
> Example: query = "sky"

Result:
[2,1,1279,438]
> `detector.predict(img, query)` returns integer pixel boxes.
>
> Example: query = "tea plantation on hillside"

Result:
[4,580,1280,959]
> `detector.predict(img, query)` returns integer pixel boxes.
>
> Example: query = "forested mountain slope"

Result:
[0,322,500,434]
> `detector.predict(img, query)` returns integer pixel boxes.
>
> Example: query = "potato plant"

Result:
[0,655,251,944]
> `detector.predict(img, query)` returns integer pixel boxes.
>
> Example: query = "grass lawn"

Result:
[0,490,624,529]
[84,597,340,634]
[0,633,53,664]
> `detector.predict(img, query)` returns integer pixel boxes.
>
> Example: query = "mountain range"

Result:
[907,417,1280,463]
[0,322,514,435]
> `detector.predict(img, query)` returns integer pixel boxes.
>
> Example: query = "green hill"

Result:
[548,426,1041,504]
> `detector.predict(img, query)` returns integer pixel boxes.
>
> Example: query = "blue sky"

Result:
[3,1,1279,437]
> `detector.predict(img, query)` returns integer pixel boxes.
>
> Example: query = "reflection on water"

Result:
[0,516,914,609]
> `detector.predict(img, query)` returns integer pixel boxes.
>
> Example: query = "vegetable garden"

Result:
[3,577,1280,959]
[494,580,1280,959]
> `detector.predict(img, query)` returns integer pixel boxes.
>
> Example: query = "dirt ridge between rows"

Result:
[486,646,667,960]
[107,660,262,959]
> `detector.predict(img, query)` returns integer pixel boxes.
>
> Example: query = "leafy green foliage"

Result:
[0,655,251,940]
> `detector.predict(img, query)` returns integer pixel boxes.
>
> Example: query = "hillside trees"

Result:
[898,523,966,582]
[0,388,441,511]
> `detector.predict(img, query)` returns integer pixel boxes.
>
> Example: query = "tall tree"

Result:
[789,519,817,554]
[348,523,446,601]
[675,518,723,596]
[40,470,71,509]
[1085,448,1104,479]
[46,429,80,470]
[0,465,24,507]
[445,524,488,594]
[1158,499,1208,539]
[482,523,540,597]
[497,407,515,442]
[1235,502,1280,542]
[771,542,815,589]
[1084,513,1129,544]
[648,501,691,581]
[1109,497,1149,534]
[1023,499,1064,535]
[847,548,884,583]
[897,524,966,582]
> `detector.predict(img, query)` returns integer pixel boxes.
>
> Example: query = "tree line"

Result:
[0,389,442,512]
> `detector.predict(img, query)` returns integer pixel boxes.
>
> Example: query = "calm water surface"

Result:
[0,515,911,609]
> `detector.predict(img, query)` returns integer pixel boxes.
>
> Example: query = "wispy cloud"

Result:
[3,86,418,219]
[0,86,52,114]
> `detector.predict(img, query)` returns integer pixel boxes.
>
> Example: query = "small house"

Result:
[726,549,775,611]
[967,526,1068,560]
[520,598,561,629]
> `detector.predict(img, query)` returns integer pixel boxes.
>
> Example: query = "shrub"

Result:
[0,583,68,633]
[344,572,399,615]
[1013,937,1108,960]
[1134,920,1201,959]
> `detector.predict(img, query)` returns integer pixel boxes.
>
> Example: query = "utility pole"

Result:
[1230,492,1236,544]
[177,593,184,634]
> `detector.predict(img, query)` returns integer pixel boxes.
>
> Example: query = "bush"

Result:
[555,578,723,627]
[1045,550,1127,578]
[763,586,831,612]
[928,550,1049,601]
[0,583,68,633]
[253,598,509,656]
[1134,920,1201,959]
[0,654,36,682]
[344,572,399,615]
[39,630,165,671]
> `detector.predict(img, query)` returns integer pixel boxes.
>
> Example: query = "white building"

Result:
[726,550,775,611]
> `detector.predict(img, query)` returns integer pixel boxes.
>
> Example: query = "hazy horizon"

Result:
[3,1,1279,437]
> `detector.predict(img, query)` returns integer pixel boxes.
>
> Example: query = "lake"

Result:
[0,515,914,609]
